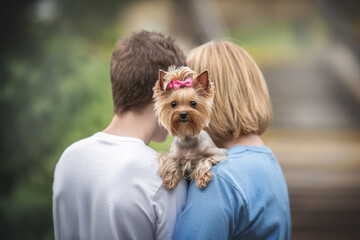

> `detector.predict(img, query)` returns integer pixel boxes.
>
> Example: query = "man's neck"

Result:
[222,134,265,149]
[102,105,158,145]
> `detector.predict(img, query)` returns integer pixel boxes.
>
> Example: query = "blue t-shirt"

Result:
[173,145,291,240]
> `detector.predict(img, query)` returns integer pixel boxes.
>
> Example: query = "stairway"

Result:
[263,55,360,239]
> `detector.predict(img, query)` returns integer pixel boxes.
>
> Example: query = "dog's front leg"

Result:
[193,150,227,189]
[193,159,213,189]
[157,153,181,190]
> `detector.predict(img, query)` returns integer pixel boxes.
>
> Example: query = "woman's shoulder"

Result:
[216,145,280,173]
[210,145,286,197]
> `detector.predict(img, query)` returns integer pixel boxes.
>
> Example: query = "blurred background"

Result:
[1,0,360,239]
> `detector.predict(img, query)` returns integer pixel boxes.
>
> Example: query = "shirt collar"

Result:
[93,132,145,145]
[227,145,272,155]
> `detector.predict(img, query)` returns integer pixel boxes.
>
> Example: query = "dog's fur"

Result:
[153,66,227,189]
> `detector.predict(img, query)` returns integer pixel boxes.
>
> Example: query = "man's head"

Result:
[110,30,186,115]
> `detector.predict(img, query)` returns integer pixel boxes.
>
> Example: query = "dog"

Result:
[153,66,227,189]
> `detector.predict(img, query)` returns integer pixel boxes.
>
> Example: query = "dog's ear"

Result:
[155,69,167,91]
[196,70,209,89]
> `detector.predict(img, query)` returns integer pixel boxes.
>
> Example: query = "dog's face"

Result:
[153,66,214,139]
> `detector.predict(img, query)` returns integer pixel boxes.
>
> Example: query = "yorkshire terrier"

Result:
[153,66,227,189]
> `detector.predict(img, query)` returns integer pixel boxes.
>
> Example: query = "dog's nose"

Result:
[179,112,188,119]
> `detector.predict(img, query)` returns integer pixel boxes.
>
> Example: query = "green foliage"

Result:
[0,27,115,238]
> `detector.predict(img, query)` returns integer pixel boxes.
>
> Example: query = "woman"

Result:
[173,41,291,240]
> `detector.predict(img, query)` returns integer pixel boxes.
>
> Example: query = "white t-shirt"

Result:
[53,132,187,240]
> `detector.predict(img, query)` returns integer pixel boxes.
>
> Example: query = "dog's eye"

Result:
[190,101,197,107]
[171,101,177,108]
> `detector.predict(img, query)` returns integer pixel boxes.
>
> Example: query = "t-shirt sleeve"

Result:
[153,179,188,240]
[172,174,248,240]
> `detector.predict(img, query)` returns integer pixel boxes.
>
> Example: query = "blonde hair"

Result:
[187,41,272,144]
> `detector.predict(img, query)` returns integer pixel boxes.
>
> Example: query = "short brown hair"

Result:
[187,41,272,144]
[110,30,186,114]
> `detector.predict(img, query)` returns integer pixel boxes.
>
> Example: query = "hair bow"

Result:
[167,78,193,90]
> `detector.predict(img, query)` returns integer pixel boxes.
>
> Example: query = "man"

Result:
[53,30,187,240]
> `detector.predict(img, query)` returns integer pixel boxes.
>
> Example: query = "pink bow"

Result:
[167,78,193,90]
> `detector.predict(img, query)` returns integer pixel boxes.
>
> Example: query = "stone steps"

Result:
[263,129,360,239]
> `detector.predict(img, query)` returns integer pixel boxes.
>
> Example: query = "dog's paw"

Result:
[162,171,181,190]
[163,179,178,190]
[194,170,212,189]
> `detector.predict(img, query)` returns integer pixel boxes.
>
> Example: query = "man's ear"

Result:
[155,69,167,91]
[196,70,209,89]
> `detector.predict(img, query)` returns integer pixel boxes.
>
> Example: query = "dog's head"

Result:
[153,66,214,139]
